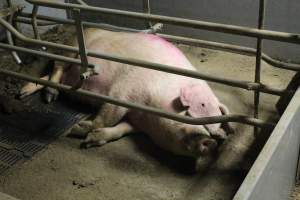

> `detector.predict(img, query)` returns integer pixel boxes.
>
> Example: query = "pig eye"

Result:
[201,103,205,107]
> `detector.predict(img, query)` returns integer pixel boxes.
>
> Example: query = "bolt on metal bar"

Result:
[0,17,287,96]
[254,0,266,135]
[25,0,300,45]
[0,67,275,128]
[17,12,300,71]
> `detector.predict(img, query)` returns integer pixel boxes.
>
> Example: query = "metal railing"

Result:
[0,0,297,130]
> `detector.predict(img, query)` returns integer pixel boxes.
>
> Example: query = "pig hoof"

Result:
[80,129,107,149]
[44,87,59,103]
[69,120,93,137]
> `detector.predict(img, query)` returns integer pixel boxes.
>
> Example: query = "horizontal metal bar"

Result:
[17,12,300,71]
[15,17,58,26]
[0,42,95,67]
[25,0,300,45]
[0,17,286,96]
[160,34,300,71]
[0,67,275,128]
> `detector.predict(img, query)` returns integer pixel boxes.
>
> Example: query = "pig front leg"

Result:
[19,75,50,98]
[81,121,136,148]
[70,102,130,148]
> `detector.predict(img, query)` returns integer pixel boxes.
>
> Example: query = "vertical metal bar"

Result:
[6,0,11,7]
[32,5,47,51]
[32,5,40,40]
[5,0,22,64]
[254,0,266,135]
[72,8,95,83]
[143,0,152,28]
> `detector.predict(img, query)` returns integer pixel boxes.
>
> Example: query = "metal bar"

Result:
[0,17,286,96]
[142,0,152,28]
[160,34,300,71]
[31,5,47,51]
[31,5,40,40]
[254,0,266,135]
[17,12,300,71]
[0,42,95,67]
[76,0,87,6]
[0,67,275,128]
[72,9,89,74]
[24,0,300,45]
[5,0,22,64]
[15,17,58,26]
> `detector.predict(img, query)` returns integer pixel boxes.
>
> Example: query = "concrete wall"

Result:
[69,0,300,63]
[1,0,299,62]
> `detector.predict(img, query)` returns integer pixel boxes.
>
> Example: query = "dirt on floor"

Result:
[0,26,297,200]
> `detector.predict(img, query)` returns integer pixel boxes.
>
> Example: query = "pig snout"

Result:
[198,137,218,155]
[182,134,218,156]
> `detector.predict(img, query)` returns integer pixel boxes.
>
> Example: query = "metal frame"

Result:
[0,1,298,133]
[234,87,300,200]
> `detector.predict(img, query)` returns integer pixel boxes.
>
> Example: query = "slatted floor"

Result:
[0,94,90,174]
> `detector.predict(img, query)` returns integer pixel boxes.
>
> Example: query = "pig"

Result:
[20,28,233,163]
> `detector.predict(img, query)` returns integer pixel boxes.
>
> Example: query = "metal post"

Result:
[5,0,22,64]
[72,8,97,84]
[31,5,47,51]
[254,0,266,135]
[143,0,152,28]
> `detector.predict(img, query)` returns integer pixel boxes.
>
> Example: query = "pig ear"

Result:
[179,84,203,116]
[179,84,211,117]
[219,103,235,135]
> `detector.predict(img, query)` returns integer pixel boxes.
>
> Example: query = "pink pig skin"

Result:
[61,29,224,156]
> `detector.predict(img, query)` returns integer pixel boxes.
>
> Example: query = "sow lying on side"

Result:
[21,28,233,163]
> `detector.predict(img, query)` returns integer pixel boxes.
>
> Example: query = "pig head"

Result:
[180,83,234,140]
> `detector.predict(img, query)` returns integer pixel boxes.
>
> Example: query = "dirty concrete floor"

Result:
[0,28,295,200]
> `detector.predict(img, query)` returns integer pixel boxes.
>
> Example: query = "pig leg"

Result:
[19,75,50,98]
[81,121,136,148]
[71,102,130,148]
[43,61,66,103]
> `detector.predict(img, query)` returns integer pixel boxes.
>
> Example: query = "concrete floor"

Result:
[0,42,295,200]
